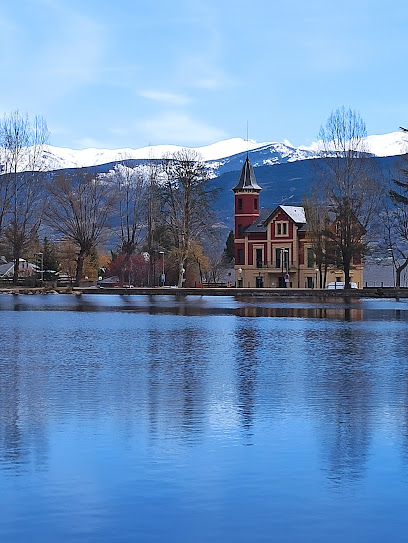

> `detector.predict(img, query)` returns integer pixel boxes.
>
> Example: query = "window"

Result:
[256,248,263,268]
[307,247,314,268]
[237,198,242,211]
[275,221,289,237]
[254,198,258,210]
[276,248,289,269]
[237,249,243,264]
[238,224,243,236]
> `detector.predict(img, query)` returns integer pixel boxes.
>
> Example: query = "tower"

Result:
[232,156,262,276]
[232,155,262,286]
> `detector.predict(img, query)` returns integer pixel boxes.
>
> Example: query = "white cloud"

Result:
[139,90,191,106]
[136,112,227,145]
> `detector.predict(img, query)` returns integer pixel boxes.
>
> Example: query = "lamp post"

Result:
[280,248,289,288]
[159,251,165,287]
[315,268,319,289]
[34,252,43,284]
[238,267,242,288]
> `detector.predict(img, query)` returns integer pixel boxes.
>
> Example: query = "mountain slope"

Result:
[40,131,408,173]
[213,154,403,227]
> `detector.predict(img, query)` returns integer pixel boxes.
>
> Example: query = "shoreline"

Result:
[1,286,408,298]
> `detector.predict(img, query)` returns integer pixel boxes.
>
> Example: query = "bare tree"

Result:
[105,162,147,286]
[384,151,408,287]
[0,111,49,284]
[162,149,219,287]
[190,241,209,284]
[45,169,115,286]
[0,162,12,237]
[145,159,162,286]
[303,188,335,287]
[318,107,384,288]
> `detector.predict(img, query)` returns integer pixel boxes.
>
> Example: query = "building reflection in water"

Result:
[234,304,363,321]
[1,295,408,493]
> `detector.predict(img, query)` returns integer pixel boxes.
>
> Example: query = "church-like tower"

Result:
[232,156,262,277]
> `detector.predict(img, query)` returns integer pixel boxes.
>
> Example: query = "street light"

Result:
[315,268,319,289]
[34,252,43,284]
[159,251,165,286]
[238,267,243,288]
[280,248,289,288]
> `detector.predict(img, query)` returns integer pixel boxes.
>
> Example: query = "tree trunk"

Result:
[12,249,21,285]
[75,252,86,287]
[119,252,131,287]
[343,258,351,289]
[396,268,401,289]
[395,259,408,288]
[323,266,328,288]
[178,259,186,288]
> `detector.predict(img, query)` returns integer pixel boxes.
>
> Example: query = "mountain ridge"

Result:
[40,131,408,173]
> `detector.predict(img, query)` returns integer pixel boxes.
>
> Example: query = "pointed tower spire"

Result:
[233,156,262,192]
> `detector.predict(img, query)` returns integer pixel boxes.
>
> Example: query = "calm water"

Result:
[1,294,408,543]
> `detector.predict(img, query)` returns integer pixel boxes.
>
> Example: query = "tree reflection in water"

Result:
[1,296,408,543]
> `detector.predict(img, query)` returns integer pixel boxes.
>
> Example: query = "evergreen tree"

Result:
[223,230,235,263]
[41,237,60,281]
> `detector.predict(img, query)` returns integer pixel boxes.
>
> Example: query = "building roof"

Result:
[279,206,306,224]
[0,259,37,278]
[243,205,307,235]
[243,208,273,233]
[0,262,14,277]
[232,156,262,192]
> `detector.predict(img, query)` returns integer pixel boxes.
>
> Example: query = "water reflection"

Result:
[3,293,408,321]
[1,296,408,541]
[235,304,364,320]
[234,322,260,442]
[0,327,49,475]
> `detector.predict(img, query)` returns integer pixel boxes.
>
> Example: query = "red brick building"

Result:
[233,157,363,288]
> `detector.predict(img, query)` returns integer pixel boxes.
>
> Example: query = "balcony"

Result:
[254,261,298,271]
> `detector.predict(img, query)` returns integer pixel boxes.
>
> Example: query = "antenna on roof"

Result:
[246,121,249,158]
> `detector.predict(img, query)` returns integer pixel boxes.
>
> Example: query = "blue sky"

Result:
[1,0,407,150]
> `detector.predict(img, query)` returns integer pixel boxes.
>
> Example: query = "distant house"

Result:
[233,157,363,288]
[0,259,38,279]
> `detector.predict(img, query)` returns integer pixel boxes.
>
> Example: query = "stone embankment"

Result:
[0,287,67,295]
[79,286,408,298]
[1,286,407,298]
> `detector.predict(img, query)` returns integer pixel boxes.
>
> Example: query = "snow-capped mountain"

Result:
[34,131,408,173]
[41,138,271,171]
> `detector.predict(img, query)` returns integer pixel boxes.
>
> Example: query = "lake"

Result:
[1,294,408,542]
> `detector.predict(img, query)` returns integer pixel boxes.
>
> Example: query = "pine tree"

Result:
[41,237,60,281]
[223,230,235,263]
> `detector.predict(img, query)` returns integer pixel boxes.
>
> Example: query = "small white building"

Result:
[0,259,38,279]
